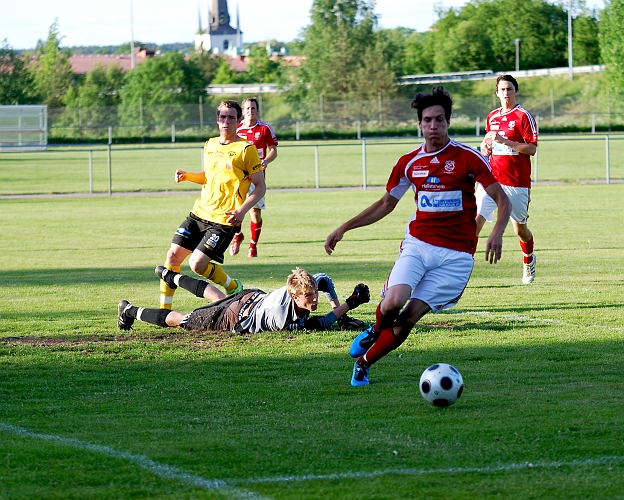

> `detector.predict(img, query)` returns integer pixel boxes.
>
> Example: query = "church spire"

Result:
[236,3,241,48]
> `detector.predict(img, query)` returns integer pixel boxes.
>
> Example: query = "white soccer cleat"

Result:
[522,255,536,284]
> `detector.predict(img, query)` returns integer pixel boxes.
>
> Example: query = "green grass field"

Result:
[1,182,623,498]
[1,134,623,196]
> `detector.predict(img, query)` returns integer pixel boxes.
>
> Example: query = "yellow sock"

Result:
[159,264,180,309]
[202,262,237,292]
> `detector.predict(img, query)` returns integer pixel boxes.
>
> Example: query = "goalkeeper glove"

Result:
[346,283,370,309]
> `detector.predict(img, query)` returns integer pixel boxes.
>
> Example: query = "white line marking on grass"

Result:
[234,456,624,485]
[448,310,624,331]
[0,422,271,500]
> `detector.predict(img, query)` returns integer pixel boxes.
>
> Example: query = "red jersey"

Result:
[486,104,537,188]
[387,139,498,255]
[236,120,278,160]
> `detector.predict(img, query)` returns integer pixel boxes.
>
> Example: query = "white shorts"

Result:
[382,236,474,313]
[476,183,530,224]
[247,182,266,211]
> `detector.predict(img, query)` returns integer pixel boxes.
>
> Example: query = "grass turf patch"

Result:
[1,185,623,498]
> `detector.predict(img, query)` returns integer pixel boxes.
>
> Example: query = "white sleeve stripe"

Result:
[517,106,538,135]
[454,141,492,170]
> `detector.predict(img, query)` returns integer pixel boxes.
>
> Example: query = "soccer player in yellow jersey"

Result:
[159,100,265,309]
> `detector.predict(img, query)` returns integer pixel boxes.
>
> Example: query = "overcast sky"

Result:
[1,0,605,50]
[0,0,487,49]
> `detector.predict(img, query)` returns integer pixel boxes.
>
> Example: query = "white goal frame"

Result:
[0,105,47,152]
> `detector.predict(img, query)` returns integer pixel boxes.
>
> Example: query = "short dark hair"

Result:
[242,97,260,112]
[496,74,519,92]
[411,86,453,121]
[217,100,242,120]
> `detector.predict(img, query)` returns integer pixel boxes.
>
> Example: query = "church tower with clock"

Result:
[194,0,243,54]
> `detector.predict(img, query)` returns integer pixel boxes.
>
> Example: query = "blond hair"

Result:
[286,267,317,296]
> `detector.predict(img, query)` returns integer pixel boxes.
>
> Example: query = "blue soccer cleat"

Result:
[349,325,379,358]
[351,361,370,387]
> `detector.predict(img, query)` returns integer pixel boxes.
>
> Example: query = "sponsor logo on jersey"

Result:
[228,151,237,157]
[492,143,518,156]
[176,227,191,238]
[502,116,507,121]
[508,120,516,130]
[430,156,440,164]
[426,176,441,184]
[418,190,462,212]
[255,132,261,139]
[490,124,500,131]
[411,169,429,178]
[204,233,220,250]
[422,183,445,189]
[444,161,456,172]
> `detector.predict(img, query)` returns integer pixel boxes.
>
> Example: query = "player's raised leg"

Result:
[156,266,226,301]
[160,243,190,309]
[189,250,242,295]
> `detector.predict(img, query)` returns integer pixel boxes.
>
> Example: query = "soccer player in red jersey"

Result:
[477,74,538,284]
[325,86,511,386]
[230,97,279,258]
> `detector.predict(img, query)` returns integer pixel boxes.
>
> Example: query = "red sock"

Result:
[360,327,406,366]
[520,237,534,264]
[374,303,400,332]
[250,220,262,247]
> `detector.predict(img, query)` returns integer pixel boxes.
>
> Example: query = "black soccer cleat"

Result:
[155,265,177,289]
[338,314,367,330]
[117,300,135,331]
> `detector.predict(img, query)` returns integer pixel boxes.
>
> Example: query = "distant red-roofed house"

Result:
[69,48,156,75]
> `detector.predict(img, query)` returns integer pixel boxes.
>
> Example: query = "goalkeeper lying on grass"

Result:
[118,267,370,333]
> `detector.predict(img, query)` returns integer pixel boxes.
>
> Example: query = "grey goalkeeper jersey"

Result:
[238,286,338,333]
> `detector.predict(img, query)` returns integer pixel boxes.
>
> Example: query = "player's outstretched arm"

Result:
[325,193,398,254]
[303,283,370,330]
[484,182,511,264]
[175,170,206,184]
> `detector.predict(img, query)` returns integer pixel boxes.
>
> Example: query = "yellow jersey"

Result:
[191,137,262,225]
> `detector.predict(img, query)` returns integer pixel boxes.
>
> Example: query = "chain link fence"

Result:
[45,94,624,144]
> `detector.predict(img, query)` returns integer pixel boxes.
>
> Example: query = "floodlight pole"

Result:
[515,38,521,72]
[568,0,573,81]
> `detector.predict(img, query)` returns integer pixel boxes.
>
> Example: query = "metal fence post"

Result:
[107,127,112,197]
[606,134,610,185]
[171,123,176,145]
[314,144,320,189]
[591,113,596,134]
[476,116,480,136]
[357,120,361,140]
[296,120,300,141]
[89,149,93,194]
[362,139,367,190]
[199,95,204,132]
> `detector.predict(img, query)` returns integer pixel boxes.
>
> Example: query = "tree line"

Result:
[2,0,622,114]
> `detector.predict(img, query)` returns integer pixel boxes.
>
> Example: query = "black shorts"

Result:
[180,289,265,332]
[172,213,238,264]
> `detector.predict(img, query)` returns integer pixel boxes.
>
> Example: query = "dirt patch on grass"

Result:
[0,330,253,349]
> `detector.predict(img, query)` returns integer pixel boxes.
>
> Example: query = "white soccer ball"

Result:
[419,363,464,407]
